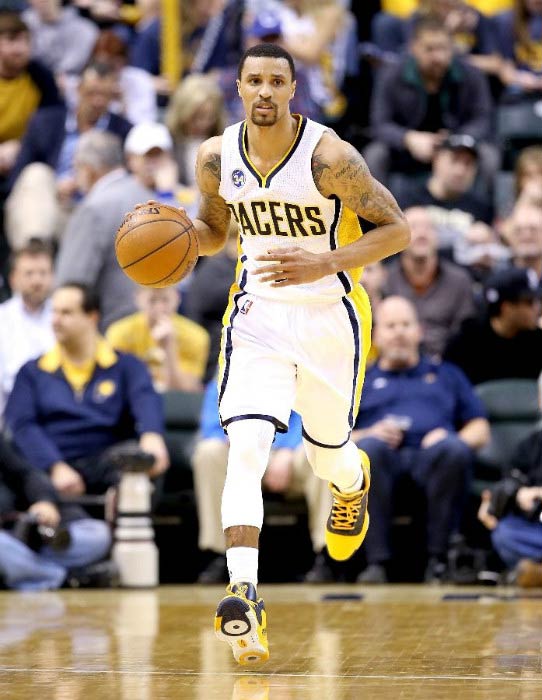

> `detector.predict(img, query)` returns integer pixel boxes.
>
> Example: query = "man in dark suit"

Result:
[5,61,132,248]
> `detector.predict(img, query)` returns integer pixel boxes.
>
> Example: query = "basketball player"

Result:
[138,43,410,664]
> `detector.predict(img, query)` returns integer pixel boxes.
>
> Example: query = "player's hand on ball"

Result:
[133,199,186,216]
[254,246,334,286]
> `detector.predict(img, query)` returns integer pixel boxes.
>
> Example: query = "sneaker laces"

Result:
[331,493,362,530]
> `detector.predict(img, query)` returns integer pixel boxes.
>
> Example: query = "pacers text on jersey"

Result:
[227,201,326,238]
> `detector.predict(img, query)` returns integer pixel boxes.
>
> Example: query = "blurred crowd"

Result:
[0,0,541,591]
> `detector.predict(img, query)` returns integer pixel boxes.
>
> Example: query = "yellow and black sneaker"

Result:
[214,581,269,665]
[325,450,371,561]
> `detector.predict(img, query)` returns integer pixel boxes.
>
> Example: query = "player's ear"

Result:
[236,78,241,97]
[290,80,296,100]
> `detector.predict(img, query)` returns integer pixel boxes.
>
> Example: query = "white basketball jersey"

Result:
[219,115,363,303]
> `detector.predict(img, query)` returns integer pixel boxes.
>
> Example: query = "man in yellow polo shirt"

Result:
[106,285,210,392]
[0,11,60,180]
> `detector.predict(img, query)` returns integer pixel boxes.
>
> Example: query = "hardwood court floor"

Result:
[0,585,541,700]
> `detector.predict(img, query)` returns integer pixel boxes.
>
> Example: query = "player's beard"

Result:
[250,102,278,126]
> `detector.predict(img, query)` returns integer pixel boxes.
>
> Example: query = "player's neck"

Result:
[245,113,299,169]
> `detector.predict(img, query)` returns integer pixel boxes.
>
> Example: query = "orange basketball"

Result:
[115,203,199,287]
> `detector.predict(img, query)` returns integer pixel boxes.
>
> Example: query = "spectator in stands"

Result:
[383,206,476,357]
[89,30,157,125]
[130,0,244,94]
[123,121,199,220]
[23,0,98,85]
[478,422,542,588]
[444,266,542,383]
[0,239,54,417]
[504,202,542,283]
[0,11,61,185]
[514,145,542,207]
[494,0,542,102]
[5,282,169,498]
[55,130,153,330]
[192,379,331,583]
[0,433,114,591]
[184,220,237,381]
[364,15,497,189]
[5,61,132,247]
[398,134,508,271]
[217,11,323,124]
[353,296,490,583]
[372,0,501,77]
[272,0,356,121]
[165,74,226,189]
[106,285,209,392]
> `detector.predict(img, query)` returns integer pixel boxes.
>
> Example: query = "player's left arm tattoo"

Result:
[312,142,405,227]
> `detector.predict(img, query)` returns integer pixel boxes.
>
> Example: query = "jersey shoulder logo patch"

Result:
[232,169,246,188]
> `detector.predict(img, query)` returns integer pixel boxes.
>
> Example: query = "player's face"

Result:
[51,288,96,344]
[237,57,295,127]
[10,253,53,309]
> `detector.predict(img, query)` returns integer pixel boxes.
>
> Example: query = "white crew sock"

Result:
[227,546,259,586]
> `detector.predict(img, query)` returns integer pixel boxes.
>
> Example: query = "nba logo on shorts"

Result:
[232,169,246,188]
[240,299,253,315]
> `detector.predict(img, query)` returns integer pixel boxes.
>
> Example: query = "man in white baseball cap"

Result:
[124,122,198,218]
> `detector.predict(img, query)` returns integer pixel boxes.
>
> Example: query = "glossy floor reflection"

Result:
[0,585,541,699]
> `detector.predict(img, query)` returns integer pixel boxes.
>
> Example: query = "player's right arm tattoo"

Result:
[201,152,221,182]
[195,146,231,246]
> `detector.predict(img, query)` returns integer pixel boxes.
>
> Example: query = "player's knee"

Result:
[226,419,276,480]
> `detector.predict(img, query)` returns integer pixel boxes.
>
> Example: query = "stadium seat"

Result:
[473,378,541,489]
[496,102,542,168]
[162,390,203,492]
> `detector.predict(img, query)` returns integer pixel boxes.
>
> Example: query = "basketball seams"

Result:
[115,217,191,250]
[140,229,198,287]
[115,206,192,248]
[118,220,194,269]
[116,205,198,287]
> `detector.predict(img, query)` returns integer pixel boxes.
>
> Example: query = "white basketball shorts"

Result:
[217,284,372,448]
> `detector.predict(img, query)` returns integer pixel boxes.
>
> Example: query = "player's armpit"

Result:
[312,136,405,227]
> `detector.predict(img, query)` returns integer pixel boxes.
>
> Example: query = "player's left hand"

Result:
[254,247,334,286]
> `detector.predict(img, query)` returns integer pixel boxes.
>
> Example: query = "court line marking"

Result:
[0,667,540,682]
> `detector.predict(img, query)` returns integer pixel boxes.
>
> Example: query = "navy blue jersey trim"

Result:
[302,427,350,449]
[218,291,247,406]
[264,116,306,188]
[222,414,288,433]
[341,296,361,429]
[238,123,263,187]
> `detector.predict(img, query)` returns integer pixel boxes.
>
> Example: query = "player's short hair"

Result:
[411,14,452,41]
[238,43,296,82]
[56,282,101,315]
[9,238,54,272]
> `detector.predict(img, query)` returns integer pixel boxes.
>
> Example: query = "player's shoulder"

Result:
[313,128,359,166]
[198,135,223,159]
